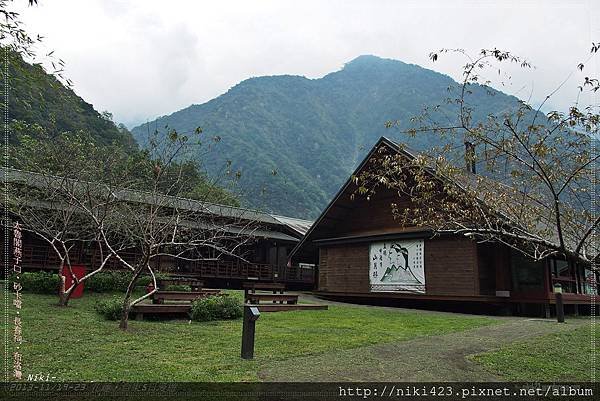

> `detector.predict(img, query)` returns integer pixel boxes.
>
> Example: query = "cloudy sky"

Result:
[16,0,599,128]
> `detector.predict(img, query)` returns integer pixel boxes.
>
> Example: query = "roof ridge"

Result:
[2,167,301,226]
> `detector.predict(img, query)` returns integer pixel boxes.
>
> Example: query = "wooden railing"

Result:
[20,242,61,270]
[15,242,315,285]
[182,260,314,284]
[283,264,315,283]
[187,259,275,281]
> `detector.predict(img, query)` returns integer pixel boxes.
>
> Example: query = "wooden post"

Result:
[241,306,260,359]
[556,293,565,323]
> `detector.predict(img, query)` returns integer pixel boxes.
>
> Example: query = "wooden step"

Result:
[255,304,328,312]
[131,303,191,320]
[152,290,221,303]
[155,289,221,297]
[242,282,285,291]
[131,303,191,313]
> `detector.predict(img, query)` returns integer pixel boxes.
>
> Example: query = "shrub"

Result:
[86,271,169,293]
[136,272,169,288]
[190,295,243,322]
[86,271,131,293]
[12,271,61,294]
[94,296,124,320]
[163,284,191,292]
[9,270,171,295]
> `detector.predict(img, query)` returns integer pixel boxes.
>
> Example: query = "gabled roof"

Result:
[271,214,314,236]
[290,136,406,257]
[290,136,594,260]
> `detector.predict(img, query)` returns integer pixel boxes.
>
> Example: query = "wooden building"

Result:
[2,168,314,288]
[290,137,598,315]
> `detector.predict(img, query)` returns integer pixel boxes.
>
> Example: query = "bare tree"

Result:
[5,171,115,306]
[4,133,132,306]
[69,129,259,330]
[6,119,256,329]
[355,45,599,268]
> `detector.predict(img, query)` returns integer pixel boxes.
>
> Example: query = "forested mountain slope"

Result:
[132,55,523,218]
[1,50,136,150]
[2,49,238,206]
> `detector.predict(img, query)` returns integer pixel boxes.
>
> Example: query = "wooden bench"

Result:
[256,304,328,312]
[152,290,221,304]
[246,293,298,305]
[159,278,204,291]
[131,303,191,320]
[243,282,285,291]
[243,282,286,300]
[131,298,328,320]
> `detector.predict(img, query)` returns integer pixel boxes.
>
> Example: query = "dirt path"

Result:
[258,316,589,382]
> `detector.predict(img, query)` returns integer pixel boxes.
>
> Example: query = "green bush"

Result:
[86,271,169,293]
[11,270,171,294]
[163,284,191,292]
[12,271,61,294]
[94,296,124,320]
[86,271,131,293]
[136,272,169,288]
[190,296,243,322]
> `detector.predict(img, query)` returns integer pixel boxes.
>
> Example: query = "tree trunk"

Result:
[58,285,76,307]
[58,255,113,307]
[58,275,69,307]
[57,265,76,307]
[119,263,146,331]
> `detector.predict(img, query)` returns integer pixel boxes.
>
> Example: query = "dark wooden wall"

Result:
[310,170,486,297]
[332,193,408,237]
[309,185,418,242]
[318,244,369,293]
[318,237,479,296]
[424,237,478,296]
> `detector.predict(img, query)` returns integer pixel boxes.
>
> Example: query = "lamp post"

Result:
[553,283,565,323]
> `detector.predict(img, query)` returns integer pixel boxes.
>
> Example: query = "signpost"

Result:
[553,283,565,323]
[241,305,260,359]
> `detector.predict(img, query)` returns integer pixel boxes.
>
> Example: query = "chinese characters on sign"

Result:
[369,239,425,293]
[13,221,23,380]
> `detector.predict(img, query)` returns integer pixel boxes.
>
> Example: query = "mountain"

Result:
[132,55,523,219]
[1,49,136,150]
[2,49,239,206]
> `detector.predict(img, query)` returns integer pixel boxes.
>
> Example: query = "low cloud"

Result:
[18,0,598,128]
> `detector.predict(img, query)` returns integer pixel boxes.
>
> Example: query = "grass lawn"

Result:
[472,324,599,381]
[3,289,497,381]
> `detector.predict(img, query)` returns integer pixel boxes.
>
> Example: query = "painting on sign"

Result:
[369,240,425,293]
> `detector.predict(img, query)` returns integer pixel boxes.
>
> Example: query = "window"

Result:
[582,268,598,295]
[552,259,569,277]
[510,251,544,293]
[549,258,576,293]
